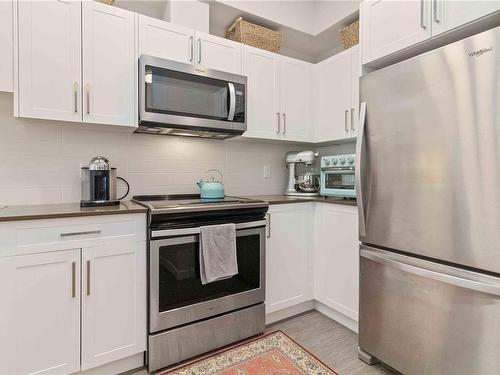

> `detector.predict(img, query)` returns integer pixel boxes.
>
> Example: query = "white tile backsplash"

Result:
[0,93,301,205]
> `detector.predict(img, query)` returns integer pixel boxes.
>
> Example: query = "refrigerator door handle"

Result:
[361,248,500,297]
[356,101,367,237]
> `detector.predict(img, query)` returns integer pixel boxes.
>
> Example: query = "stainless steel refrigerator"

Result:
[356,26,500,375]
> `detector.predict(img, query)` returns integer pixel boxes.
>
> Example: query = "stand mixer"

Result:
[284,151,320,196]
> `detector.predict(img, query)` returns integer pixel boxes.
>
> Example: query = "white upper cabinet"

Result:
[81,242,146,370]
[314,46,359,142]
[82,1,136,127]
[279,56,312,141]
[361,0,500,65]
[361,0,432,64]
[242,45,281,139]
[0,250,81,375]
[138,14,195,63]
[266,204,314,315]
[0,0,13,92]
[18,0,82,122]
[432,1,500,36]
[195,31,242,74]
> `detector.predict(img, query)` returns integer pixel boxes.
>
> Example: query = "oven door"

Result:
[321,168,356,197]
[139,55,246,133]
[149,221,265,333]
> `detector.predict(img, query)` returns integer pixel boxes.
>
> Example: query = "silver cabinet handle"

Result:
[355,102,367,238]
[198,38,202,64]
[71,261,76,298]
[266,213,271,238]
[276,112,281,134]
[420,0,427,29]
[86,84,90,114]
[73,82,78,113]
[60,230,101,237]
[361,247,500,297]
[189,35,194,62]
[344,110,349,132]
[282,113,286,134]
[350,108,355,132]
[433,0,440,23]
[86,260,91,296]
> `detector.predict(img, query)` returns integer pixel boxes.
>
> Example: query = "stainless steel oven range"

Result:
[132,195,268,372]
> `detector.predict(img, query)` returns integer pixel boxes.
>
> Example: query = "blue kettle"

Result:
[197,169,225,199]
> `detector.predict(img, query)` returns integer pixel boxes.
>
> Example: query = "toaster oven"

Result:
[320,153,356,198]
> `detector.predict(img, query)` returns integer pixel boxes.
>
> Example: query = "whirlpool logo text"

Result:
[468,46,493,58]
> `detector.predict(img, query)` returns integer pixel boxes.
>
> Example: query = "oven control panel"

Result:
[321,153,356,168]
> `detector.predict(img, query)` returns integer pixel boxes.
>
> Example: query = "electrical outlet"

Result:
[264,165,271,178]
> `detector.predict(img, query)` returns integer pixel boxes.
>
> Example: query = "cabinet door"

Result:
[266,204,314,314]
[361,0,431,64]
[138,14,195,64]
[279,56,312,142]
[0,0,13,92]
[82,1,136,127]
[81,241,147,370]
[195,31,242,74]
[314,50,352,142]
[432,0,500,36]
[315,205,359,321]
[0,250,80,375]
[350,46,361,138]
[242,45,280,139]
[18,0,81,122]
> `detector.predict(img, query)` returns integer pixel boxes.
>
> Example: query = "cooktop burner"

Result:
[132,194,268,215]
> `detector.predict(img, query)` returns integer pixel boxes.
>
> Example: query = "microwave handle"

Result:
[227,82,236,121]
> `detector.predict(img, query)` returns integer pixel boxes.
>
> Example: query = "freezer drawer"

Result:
[359,245,500,375]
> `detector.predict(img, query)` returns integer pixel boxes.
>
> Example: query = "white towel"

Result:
[199,223,238,285]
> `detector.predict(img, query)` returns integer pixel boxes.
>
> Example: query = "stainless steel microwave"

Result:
[137,55,247,139]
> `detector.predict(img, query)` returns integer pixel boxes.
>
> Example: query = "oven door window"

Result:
[145,65,245,122]
[324,172,355,190]
[156,232,261,313]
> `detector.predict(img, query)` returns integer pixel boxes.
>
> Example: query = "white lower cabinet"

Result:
[81,242,146,370]
[265,204,314,314]
[0,250,81,375]
[315,204,359,321]
[265,202,359,327]
[0,214,146,375]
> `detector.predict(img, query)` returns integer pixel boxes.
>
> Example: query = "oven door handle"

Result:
[321,167,355,172]
[151,220,267,239]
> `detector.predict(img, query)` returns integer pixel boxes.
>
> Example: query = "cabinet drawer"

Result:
[0,214,146,256]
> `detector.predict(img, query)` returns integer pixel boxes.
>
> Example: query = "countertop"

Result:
[245,195,357,207]
[0,201,147,222]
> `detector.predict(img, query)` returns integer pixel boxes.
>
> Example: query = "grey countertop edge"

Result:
[245,195,357,207]
[0,201,148,222]
[0,195,355,222]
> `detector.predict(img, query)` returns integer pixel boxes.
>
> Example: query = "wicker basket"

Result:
[95,0,115,5]
[226,17,282,53]
[339,20,359,49]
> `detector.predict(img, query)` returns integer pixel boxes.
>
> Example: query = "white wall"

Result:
[217,0,316,34]
[0,93,297,206]
[216,0,360,35]
[165,0,210,32]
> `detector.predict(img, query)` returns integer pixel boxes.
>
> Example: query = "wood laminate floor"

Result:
[132,310,396,375]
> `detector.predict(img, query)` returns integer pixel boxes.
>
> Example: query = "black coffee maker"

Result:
[80,156,129,207]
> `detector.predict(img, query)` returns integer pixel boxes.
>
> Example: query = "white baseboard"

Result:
[79,353,144,375]
[265,300,315,325]
[314,300,358,333]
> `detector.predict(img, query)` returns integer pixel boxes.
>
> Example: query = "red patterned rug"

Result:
[160,330,338,375]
